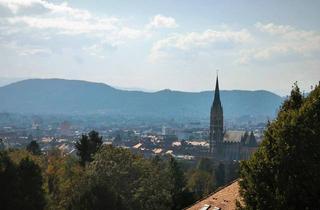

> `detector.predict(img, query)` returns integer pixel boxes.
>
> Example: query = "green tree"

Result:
[68,178,123,210]
[246,131,257,147]
[196,157,214,173]
[69,145,173,210]
[44,151,83,210]
[75,130,103,166]
[0,153,45,210]
[238,83,320,210]
[0,152,18,210]
[15,157,46,210]
[0,139,5,151]
[75,135,90,166]
[187,169,214,200]
[166,156,193,210]
[225,161,239,183]
[215,162,225,188]
[26,140,41,155]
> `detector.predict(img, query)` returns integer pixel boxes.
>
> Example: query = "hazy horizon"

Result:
[0,76,295,96]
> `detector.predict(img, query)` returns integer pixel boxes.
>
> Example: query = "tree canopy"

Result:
[0,152,45,210]
[75,130,103,166]
[26,140,41,155]
[238,83,320,210]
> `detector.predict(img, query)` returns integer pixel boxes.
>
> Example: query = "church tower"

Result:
[209,75,224,156]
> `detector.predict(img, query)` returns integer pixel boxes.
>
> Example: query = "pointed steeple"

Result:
[213,74,221,106]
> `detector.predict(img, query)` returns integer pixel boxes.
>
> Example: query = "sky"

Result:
[0,0,319,95]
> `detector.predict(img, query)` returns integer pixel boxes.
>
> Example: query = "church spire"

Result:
[214,74,221,104]
[209,72,223,156]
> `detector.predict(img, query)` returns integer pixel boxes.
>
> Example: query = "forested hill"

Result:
[0,79,283,119]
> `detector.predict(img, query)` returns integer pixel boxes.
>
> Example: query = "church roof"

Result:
[223,131,246,143]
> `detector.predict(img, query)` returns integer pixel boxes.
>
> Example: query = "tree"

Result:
[238,83,320,209]
[0,153,45,210]
[44,150,83,210]
[241,131,249,145]
[88,130,103,153]
[0,152,18,210]
[196,157,214,173]
[187,169,214,200]
[75,135,90,166]
[186,157,215,199]
[166,156,193,210]
[0,139,5,151]
[246,131,257,147]
[68,178,123,210]
[225,161,239,183]
[15,157,46,210]
[69,145,173,210]
[215,162,225,188]
[26,140,41,155]
[75,130,103,166]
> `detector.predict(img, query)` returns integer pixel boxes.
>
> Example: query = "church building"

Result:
[209,76,258,161]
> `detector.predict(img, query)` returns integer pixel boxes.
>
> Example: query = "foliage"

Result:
[238,83,320,209]
[44,150,84,210]
[1,135,242,210]
[186,158,215,200]
[0,152,45,210]
[196,157,214,174]
[225,161,240,183]
[68,178,123,210]
[75,130,103,166]
[26,140,42,155]
[69,145,176,210]
[15,157,46,210]
[215,162,225,187]
[187,169,214,200]
[166,156,194,210]
[0,139,5,151]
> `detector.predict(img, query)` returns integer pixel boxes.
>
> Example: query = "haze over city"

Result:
[1,0,320,95]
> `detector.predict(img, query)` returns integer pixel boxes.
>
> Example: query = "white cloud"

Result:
[255,22,294,35]
[0,0,152,58]
[238,22,320,64]
[150,29,253,61]
[7,16,118,34]
[147,14,177,29]
[0,0,91,18]
[0,0,43,14]
[0,40,51,56]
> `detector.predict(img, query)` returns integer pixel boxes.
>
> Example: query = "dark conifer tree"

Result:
[75,130,103,166]
[26,140,41,155]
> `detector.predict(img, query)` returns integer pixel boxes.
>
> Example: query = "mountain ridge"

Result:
[0,79,284,119]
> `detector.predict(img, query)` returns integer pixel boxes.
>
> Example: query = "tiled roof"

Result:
[185,180,241,210]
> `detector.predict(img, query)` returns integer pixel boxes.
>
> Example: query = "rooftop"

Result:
[185,180,241,210]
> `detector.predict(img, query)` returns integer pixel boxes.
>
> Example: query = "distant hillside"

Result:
[0,79,283,119]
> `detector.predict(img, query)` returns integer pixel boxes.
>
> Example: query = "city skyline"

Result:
[0,0,320,95]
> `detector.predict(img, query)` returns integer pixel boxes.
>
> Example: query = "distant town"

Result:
[0,112,265,160]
